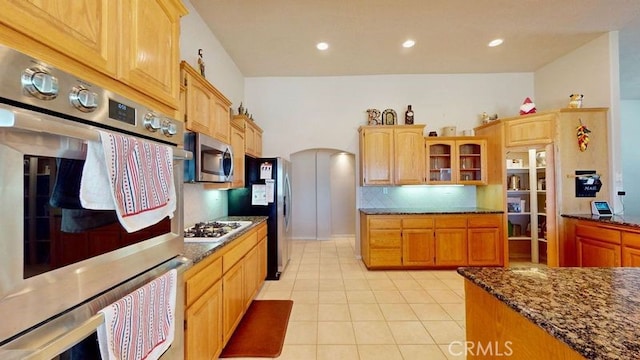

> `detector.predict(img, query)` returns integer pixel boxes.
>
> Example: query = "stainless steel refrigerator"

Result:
[228,157,292,280]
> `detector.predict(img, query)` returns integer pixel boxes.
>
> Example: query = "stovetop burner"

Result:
[184,221,245,239]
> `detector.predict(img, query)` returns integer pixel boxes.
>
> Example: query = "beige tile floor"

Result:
[243,238,469,360]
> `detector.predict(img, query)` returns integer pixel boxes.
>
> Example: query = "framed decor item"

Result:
[382,109,397,125]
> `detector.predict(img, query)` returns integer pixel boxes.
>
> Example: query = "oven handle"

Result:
[0,107,192,160]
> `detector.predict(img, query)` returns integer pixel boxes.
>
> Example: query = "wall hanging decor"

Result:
[576,119,591,152]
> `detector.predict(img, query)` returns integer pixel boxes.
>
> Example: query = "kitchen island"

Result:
[458,266,640,360]
[360,208,504,268]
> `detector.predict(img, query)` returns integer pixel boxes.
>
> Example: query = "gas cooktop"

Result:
[184,220,252,243]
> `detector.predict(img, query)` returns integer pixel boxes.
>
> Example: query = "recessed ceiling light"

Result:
[488,38,504,47]
[316,42,329,51]
[402,39,416,48]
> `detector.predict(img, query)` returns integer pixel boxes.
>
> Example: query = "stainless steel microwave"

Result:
[184,132,234,182]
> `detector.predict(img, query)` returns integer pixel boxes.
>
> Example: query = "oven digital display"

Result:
[108,99,136,125]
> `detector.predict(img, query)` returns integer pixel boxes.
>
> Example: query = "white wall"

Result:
[620,100,640,214]
[534,32,622,211]
[180,0,245,107]
[330,153,356,237]
[245,73,534,158]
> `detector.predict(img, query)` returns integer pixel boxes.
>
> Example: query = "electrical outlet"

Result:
[618,191,626,196]
[383,187,388,195]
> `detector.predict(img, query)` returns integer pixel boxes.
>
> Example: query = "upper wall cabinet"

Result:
[425,137,487,185]
[0,0,187,115]
[359,125,425,186]
[181,62,232,144]
[232,115,263,158]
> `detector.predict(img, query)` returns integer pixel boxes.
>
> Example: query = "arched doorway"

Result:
[291,149,356,241]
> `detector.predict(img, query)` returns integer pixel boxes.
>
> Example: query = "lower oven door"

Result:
[0,103,191,344]
[0,256,190,360]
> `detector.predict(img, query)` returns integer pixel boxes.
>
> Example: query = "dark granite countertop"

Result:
[359,207,503,215]
[181,216,268,264]
[458,267,640,360]
[562,213,640,229]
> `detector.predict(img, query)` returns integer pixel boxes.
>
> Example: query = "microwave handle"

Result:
[0,107,192,160]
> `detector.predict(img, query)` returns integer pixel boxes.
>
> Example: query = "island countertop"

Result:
[562,213,640,229]
[458,266,640,360]
[182,216,268,264]
[359,207,503,215]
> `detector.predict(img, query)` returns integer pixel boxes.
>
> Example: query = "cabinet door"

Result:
[184,71,214,136]
[120,0,185,108]
[212,98,231,143]
[468,228,501,266]
[0,0,118,77]
[245,123,256,156]
[435,229,467,266]
[185,280,223,360]
[243,245,260,308]
[505,114,555,147]
[578,238,621,267]
[230,125,245,188]
[457,140,487,184]
[426,140,456,184]
[223,260,245,342]
[360,128,394,185]
[402,229,435,266]
[623,247,640,267]
[254,130,263,157]
[395,128,425,184]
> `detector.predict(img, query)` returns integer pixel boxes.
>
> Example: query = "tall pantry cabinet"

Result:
[475,108,609,267]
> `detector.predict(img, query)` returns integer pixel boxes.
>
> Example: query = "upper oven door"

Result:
[0,103,191,344]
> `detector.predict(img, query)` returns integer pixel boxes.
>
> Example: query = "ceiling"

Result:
[191,0,640,99]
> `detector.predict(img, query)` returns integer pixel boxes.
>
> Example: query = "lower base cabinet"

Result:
[184,222,267,359]
[360,213,503,269]
[565,218,640,267]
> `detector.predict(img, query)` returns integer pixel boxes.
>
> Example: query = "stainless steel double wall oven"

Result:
[0,45,190,358]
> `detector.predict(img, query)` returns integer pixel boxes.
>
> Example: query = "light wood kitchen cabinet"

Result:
[360,212,503,269]
[425,137,487,185]
[119,0,186,108]
[359,125,425,185]
[181,61,232,143]
[623,232,640,267]
[467,215,502,266]
[576,223,621,267]
[402,217,435,266]
[230,121,245,188]
[476,108,609,267]
[185,280,223,360]
[183,221,267,359]
[0,0,187,113]
[434,217,468,266]
[222,260,244,343]
[232,115,264,158]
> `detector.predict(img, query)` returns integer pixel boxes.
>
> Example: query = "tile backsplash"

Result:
[183,184,227,226]
[359,185,476,208]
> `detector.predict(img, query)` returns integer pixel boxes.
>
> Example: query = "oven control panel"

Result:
[1,44,183,146]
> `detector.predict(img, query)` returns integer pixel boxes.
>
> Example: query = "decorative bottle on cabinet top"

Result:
[405,105,414,124]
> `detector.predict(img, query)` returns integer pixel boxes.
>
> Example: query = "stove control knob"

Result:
[144,113,162,132]
[22,67,59,100]
[69,86,98,112]
[161,120,177,137]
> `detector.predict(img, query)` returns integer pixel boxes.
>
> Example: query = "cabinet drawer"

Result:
[468,215,501,228]
[257,222,267,240]
[369,217,402,229]
[369,230,401,248]
[575,224,621,245]
[435,217,467,228]
[223,231,258,273]
[622,231,640,249]
[370,249,402,266]
[402,217,434,229]
[185,256,222,307]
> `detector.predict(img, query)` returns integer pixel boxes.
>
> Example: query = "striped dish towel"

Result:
[97,269,177,360]
[80,130,176,233]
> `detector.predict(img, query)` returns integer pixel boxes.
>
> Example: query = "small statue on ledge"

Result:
[197,49,206,78]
